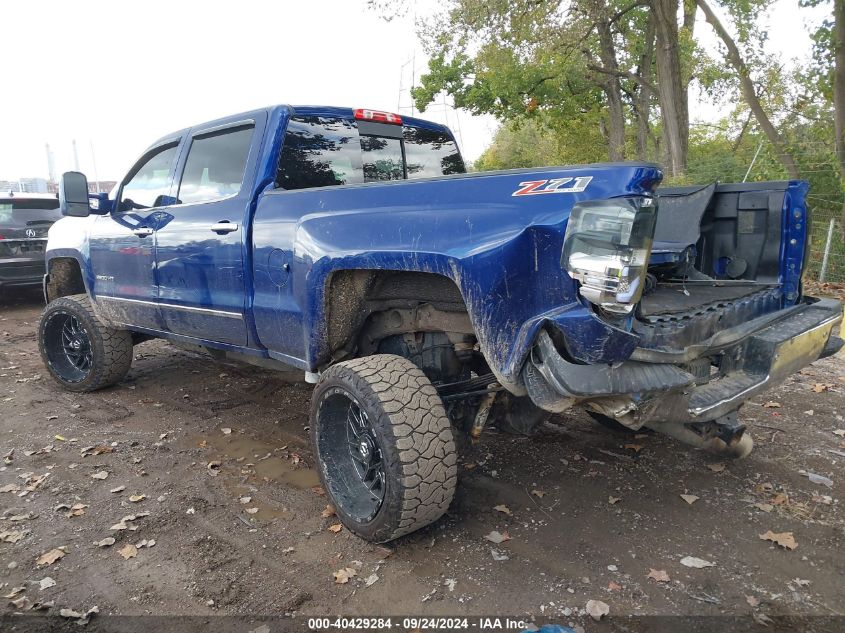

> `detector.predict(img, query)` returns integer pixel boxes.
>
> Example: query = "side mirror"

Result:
[59,172,91,217]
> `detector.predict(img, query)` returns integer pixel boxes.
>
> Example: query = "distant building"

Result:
[88,180,117,194]
[20,177,49,193]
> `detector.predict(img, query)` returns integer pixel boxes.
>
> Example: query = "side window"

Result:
[119,144,179,211]
[177,125,254,204]
[277,116,364,190]
[403,128,465,179]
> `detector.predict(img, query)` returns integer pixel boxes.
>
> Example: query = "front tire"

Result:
[310,354,457,543]
[38,294,133,392]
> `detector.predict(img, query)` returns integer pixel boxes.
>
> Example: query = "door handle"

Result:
[132,227,154,238]
[210,221,239,234]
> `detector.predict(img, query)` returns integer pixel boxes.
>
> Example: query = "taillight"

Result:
[561,197,657,314]
[354,108,402,125]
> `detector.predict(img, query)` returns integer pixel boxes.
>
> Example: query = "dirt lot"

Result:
[1,288,844,629]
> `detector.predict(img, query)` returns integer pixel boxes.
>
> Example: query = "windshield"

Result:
[277,116,465,190]
[0,198,61,226]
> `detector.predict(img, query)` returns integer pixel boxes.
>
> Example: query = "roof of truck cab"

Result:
[147,105,453,150]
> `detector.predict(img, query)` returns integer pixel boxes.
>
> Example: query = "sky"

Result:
[0,0,831,183]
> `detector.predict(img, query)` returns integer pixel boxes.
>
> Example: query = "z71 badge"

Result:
[512,176,592,196]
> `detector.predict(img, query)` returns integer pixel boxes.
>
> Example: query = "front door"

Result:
[89,141,181,330]
[153,120,256,346]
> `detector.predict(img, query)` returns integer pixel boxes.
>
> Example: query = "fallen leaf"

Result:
[707,463,726,473]
[771,492,789,506]
[810,383,835,393]
[38,577,56,591]
[531,489,546,498]
[493,504,512,516]
[0,529,28,543]
[624,443,645,453]
[365,573,379,587]
[647,569,670,582]
[833,429,845,437]
[321,505,336,518]
[333,567,357,584]
[586,599,610,621]
[754,503,774,513]
[759,530,797,550]
[802,471,834,488]
[36,548,66,566]
[110,485,126,493]
[118,543,138,559]
[607,581,622,591]
[245,507,259,514]
[328,523,343,533]
[3,586,25,598]
[680,556,715,568]
[490,549,509,561]
[81,445,113,457]
[66,503,87,518]
[680,494,700,505]
[608,496,622,505]
[0,483,20,493]
[24,473,49,491]
[96,537,115,548]
[206,461,221,476]
[444,578,458,591]
[483,530,511,544]
[239,496,252,504]
[310,486,326,496]
[763,401,781,408]
[59,606,98,624]
[55,435,66,442]
[91,471,109,480]
[746,595,760,607]
[128,494,146,503]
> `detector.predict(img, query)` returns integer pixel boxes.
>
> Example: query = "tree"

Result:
[696,0,799,177]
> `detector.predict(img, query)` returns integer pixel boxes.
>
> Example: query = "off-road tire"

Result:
[38,294,133,392]
[310,354,458,543]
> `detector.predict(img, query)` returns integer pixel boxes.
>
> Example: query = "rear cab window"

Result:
[277,113,465,190]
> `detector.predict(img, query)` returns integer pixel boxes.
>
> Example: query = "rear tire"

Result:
[310,354,457,543]
[38,294,133,392]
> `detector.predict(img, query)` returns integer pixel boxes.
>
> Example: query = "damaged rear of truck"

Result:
[255,158,842,466]
[521,177,842,458]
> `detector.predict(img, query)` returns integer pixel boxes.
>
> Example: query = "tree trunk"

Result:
[596,18,626,160]
[834,0,845,232]
[697,0,799,179]
[635,12,656,160]
[652,0,689,177]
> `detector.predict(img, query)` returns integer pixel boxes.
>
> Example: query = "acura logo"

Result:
[25,229,36,238]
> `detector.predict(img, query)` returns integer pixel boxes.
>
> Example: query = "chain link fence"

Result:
[807,201,845,283]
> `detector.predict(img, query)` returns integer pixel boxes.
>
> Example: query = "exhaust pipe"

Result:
[645,411,754,459]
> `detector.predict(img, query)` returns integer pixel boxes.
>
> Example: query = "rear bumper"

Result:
[0,257,46,288]
[522,297,843,424]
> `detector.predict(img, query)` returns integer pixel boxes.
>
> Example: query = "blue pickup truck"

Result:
[39,104,842,542]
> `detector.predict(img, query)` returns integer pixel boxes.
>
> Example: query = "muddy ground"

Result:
[1,288,844,630]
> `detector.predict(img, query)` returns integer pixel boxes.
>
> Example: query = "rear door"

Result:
[153,116,260,346]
